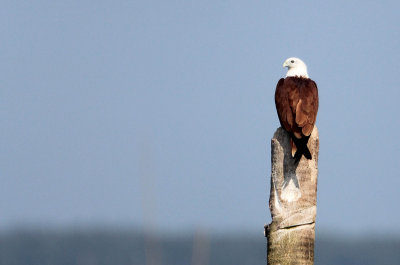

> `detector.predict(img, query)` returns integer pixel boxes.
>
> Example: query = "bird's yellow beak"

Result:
[283,61,288,68]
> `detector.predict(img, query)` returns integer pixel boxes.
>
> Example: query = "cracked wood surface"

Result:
[266,127,319,265]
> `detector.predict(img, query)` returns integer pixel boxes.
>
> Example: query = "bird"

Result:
[275,57,319,163]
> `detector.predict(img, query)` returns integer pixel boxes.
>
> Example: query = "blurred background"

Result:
[1,0,400,264]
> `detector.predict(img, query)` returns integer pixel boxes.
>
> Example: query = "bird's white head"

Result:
[283,57,309,78]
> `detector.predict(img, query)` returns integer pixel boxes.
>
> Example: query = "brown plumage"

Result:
[275,76,319,162]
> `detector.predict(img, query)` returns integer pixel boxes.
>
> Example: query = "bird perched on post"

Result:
[275,57,319,163]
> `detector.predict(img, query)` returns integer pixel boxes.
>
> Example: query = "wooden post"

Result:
[265,127,319,265]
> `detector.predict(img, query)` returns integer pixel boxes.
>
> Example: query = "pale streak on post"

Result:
[266,126,319,265]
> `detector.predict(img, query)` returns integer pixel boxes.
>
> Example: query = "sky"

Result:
[1,0,400,236]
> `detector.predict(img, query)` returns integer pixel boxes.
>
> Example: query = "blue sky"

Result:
[1,0,400,235]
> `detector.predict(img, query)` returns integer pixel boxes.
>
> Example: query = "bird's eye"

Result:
[290,60,295,63]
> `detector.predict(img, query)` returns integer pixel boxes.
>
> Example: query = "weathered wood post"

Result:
[265,126,319,265]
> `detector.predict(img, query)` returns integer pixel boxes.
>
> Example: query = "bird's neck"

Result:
[286,68,309,78]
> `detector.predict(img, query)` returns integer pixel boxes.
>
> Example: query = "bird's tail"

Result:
[291,136,312,163]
